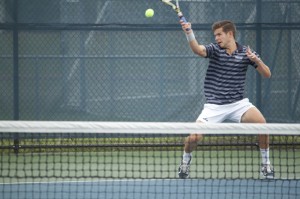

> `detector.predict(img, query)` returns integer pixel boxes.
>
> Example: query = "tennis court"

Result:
[1,0,300,198]
[1,122,300,198]
[1,150,299,180]
[2,179,299,199]
[1,151,299,199]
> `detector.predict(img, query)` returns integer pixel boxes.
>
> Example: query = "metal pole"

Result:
[255,0,262,110]
[13,0,19,154]
[13,0,19,120]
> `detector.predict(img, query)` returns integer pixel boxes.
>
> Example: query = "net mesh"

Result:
[1,122,300,199]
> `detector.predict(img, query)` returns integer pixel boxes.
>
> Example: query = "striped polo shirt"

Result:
[204,42,259,105]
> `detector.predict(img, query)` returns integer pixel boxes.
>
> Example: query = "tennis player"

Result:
[178,20,274,179]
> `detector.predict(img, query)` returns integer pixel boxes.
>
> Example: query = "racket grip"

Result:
[179,15,187,23]
[179,15,190,31]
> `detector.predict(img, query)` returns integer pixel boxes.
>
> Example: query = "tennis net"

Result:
[0,121,300,199]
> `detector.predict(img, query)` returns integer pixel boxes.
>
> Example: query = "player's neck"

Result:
[225,41,237,55]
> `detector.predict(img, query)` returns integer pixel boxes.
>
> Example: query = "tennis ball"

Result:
[145,9,154,18]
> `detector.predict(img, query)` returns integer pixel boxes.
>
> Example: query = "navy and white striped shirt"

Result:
[204,42,259,105]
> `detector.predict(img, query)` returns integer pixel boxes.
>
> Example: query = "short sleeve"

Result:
[204,43,217,58]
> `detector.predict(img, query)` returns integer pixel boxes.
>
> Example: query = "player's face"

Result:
[214,28,231,49]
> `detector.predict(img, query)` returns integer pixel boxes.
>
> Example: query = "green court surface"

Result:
[1,150,299,183]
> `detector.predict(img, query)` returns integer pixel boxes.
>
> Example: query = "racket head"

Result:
[161,0,177,12]
[161,0,188,24]
[176,0,180,9]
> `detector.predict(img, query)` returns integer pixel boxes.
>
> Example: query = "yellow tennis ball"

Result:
[145,9,154,18]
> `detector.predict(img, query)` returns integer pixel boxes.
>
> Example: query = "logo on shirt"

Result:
[235,55,243,60]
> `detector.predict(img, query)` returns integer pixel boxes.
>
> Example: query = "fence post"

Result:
[13,0,19,121]
[13,0,19,154]
[255,0,262,110]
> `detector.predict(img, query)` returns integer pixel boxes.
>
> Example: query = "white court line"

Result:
[1,177,295,186]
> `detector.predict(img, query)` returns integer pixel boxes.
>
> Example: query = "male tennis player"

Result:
[178,20,274,179]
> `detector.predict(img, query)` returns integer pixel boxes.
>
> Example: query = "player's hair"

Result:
[212,20,237,39]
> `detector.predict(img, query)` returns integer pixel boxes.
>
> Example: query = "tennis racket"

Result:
[161,0,190,30]
[161,0,188,22]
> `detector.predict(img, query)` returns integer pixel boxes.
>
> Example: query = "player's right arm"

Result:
[180,20,207,58]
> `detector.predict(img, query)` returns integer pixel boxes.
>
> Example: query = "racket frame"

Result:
[161,0,188,25]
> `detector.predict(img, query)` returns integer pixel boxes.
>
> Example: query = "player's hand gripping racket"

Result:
[161,0,190,31]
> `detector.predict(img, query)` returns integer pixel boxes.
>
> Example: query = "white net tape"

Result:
[0,121,299,135]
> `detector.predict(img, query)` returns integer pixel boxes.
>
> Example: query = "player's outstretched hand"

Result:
[246,46,260,63]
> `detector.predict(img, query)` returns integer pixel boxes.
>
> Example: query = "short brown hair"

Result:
[212,20,237,39]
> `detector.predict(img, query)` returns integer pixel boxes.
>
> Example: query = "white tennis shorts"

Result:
[196,98,255,123]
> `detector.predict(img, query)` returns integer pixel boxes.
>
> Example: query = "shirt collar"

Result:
[236,42,244,52]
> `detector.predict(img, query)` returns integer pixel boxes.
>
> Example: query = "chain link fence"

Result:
[0,0,299,122]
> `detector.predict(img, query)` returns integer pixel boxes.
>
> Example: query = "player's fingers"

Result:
[184,23,191,29]
[181,23,188,30]
[246,47,251,54]
[246,53,253,60]
[179,20,187,25]
[248,54,256,61]
[180,20,189,25]
[247,53,253,58]
[180,22,192,33]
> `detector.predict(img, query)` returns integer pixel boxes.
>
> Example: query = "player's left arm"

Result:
[246,47,271,78]
[255,59,271,78]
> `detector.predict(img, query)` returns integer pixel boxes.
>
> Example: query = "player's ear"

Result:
[228,31,234,38]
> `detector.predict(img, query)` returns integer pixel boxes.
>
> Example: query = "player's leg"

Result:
[178,122,204,179]
[178,103,226,178]
[184,130,203,153]
[241,107,274,179]
[240,106,268,147]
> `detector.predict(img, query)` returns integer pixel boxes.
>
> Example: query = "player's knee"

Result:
[258,117,266,124]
